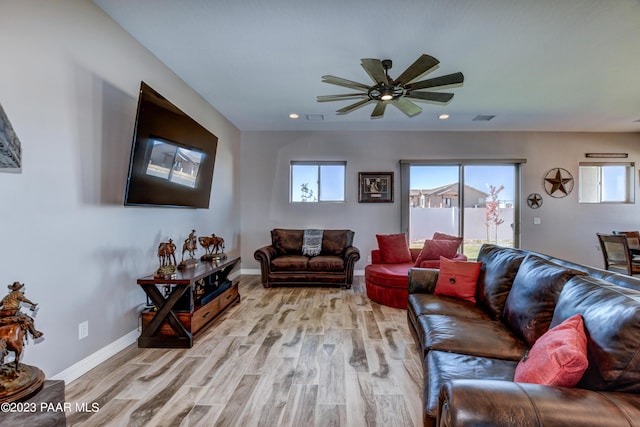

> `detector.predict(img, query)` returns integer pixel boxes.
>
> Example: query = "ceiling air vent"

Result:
[473,115,495,121]
[306,113,324,121]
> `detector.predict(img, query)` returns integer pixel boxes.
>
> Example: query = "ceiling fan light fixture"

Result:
[380,91,394,101]
[319,54,464,118]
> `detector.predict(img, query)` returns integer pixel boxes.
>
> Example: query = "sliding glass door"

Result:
[408,165,460,241]
[401,160,522,260]
[462,165,517,258]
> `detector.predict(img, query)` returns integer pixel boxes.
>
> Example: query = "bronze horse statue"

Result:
[213,236,225,254]
[181,230,198,261]
[198,234,225,255]
[158,239,177,266]
[0,324,26,372]
[182,239,197,260]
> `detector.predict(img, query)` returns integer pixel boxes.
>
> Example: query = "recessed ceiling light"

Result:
[289,113,299,119]
[438,114,449,120]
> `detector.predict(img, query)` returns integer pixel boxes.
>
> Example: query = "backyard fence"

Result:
[410,207,515,246]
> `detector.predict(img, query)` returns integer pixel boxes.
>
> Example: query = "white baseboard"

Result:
[50,329,139,384]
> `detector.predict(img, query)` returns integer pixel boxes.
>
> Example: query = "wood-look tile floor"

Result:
[65,276,423,427]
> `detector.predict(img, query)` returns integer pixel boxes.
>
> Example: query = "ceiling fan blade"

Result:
[394,54,440,85]
[360,58,388,85]
[321,75,371,91]
[317,94,368,102]
[391,98,422,117]
[371,101,386,118]
[336,99,374,114]
[405,91,454,103]
[408,72,464,90]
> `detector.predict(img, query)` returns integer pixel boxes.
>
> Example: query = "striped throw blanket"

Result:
[302,229,323,256]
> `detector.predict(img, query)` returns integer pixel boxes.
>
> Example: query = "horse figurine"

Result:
[198,234,215,255]
[212,236,225,255]
[0,282,44,399]
[0,324,25,372]
[0,281,43,375]
[198,234,225,259]
[157,239,177,266]
[181,230,198,261]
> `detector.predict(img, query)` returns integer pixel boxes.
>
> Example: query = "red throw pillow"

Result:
[434,257,482,303]
[414,239,461,266]
[514,314,588,387]
[375,234,412,264]
[432,232,463,247]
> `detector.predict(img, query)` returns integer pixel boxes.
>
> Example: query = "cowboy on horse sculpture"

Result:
[0,282,43,372]
[0,282,42,340]
[182,229,198,261]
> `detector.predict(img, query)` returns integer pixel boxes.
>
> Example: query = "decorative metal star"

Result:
[527,193,543,209]
[544,168,574,198]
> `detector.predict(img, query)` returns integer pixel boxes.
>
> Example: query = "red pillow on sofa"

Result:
[376,234,412,264]
[432,232,463,247]
[514,314,588,387]
[434,257,482,303]
[414,239,460,266]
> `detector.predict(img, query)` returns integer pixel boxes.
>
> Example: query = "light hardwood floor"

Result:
[65,276,423,427]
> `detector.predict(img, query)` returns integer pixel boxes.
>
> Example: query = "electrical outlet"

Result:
[367,255,372,263]
[533,217,541,225]
[79,321,89,340]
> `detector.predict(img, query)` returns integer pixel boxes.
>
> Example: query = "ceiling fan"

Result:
[317,54,464,118]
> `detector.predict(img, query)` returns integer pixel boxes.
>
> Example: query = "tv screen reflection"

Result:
[145,138,203,189]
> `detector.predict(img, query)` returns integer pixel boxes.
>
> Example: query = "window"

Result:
[290,161,346,202]
[578,162,634,203]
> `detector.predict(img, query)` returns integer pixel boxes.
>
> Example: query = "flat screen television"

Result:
[124,82,218,208]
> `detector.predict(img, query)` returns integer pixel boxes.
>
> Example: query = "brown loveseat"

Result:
[408,244,640,427]
[254,229,360,288]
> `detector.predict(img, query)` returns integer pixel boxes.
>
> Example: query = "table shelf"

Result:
[137,256,240,348]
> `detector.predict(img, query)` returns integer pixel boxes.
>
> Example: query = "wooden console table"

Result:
[137,255,240,348]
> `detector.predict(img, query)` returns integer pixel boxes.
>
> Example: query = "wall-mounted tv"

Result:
[124,82,218,208]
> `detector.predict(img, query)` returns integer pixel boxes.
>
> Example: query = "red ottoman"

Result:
[364,247,467,309]
[365,262,414,308]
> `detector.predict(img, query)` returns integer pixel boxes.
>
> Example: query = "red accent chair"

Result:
[365,248,467,309]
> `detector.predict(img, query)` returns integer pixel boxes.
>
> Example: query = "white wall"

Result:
[0,0,241,377]
[240,131,640,271]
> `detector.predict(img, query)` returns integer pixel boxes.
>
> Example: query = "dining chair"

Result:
[597,233,640,276]
[612,230,640,250]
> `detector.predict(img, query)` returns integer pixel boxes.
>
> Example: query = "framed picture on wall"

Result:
[359,172,394,203]
[0,101,22,171]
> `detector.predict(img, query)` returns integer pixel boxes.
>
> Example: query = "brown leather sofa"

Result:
[254,228,360,288]
[408,244,640,427]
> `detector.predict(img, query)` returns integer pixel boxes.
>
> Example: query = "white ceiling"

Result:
[92,0,640,132]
